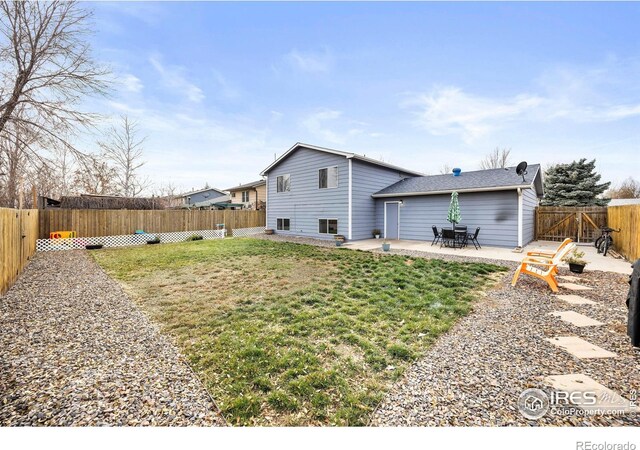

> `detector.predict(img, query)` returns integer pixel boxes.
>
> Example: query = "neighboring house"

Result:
[187,194,238,210]
[179,187,227,206]
[261,143,543,248]
[225,180,266,210]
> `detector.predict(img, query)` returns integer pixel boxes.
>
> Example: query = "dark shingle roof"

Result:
[373,164,542,197]
[225,179,266,191]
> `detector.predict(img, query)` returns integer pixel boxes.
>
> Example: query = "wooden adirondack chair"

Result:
[526,238,573,260]
[511,243,576,292]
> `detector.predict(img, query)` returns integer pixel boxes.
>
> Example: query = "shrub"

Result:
[185,234,204,242]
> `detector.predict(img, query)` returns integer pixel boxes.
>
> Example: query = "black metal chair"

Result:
[440,229,457,248]
[454,225,468,248]
[467,227,481,249]
[431,225,442,246]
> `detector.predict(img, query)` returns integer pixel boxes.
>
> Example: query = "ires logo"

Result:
[551,390,598,406]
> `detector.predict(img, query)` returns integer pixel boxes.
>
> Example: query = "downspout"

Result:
[348,159,353,240]
[517,187,523,248]
[265,175,268,228]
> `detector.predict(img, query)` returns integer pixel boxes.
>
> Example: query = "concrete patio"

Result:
[342,239,633,274]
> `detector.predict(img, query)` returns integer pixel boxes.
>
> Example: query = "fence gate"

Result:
[535,207,608,243]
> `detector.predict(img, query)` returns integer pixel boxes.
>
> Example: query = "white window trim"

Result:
[383,201,401,239]
[276,174,291,193]
[318,218,339,235]
[318,166,339,190]
[276,217,291,231]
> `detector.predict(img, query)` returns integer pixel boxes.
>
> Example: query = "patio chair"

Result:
[431,225,442,246]
[467,227,481,249]
[440,229,457,248]
[526,238,572,259]
[511,243,576,292]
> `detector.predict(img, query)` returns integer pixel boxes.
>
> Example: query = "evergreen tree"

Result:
[541,159,610,206]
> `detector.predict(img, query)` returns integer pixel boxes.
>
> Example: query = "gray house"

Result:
[261,143,543,247]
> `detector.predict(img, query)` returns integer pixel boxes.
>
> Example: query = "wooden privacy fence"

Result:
[535,206,608,243]
[1,208,39,295]
[607,205,640,262]
[39,209,266,239]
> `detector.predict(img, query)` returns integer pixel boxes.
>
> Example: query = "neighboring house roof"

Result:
[225,179,266,192]
[372,164,543,198]
[608,198,640,206]
[179,187,226,198]
[188,194,231,208]
[260,142,424,177]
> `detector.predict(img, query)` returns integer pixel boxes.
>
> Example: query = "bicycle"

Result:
[594,226,620,256]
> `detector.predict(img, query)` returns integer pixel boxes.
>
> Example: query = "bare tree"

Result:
[0,0,109,156]
[605,177,640,199]
[72,153,116,195]
[439,164,452,175]
[480,147,512,170]
[98,115,150,197]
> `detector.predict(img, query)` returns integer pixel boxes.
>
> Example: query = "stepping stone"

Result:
[545,336,616,359]
[550,311,604,327]
[558,282,593,291]
[544,374,639,414]
[557,275,582,282]
[555,294,596,305]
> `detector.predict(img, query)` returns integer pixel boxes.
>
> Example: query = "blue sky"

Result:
[86,1,640,192]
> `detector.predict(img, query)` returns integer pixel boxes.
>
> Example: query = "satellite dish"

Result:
[516,161,528,182]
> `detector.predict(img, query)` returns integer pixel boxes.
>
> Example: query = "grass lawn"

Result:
[93,238,506,426]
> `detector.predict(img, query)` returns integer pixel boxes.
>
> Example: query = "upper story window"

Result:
[241,191,250,202]
[277,174,291,193]
[319,166,338,189]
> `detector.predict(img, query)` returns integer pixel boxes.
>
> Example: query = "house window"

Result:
[277,174,291,193]
[231,192,236,198]
[319,166,338,189]
[241,191,249,202]
[318,219,338,234]
[277,218,290,231]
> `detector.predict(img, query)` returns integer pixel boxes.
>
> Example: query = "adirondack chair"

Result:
[511,243,576,292]
[526,238,573,260]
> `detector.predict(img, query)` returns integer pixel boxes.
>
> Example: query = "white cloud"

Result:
[149,53,204,103]
[300,109,346,144]
[285,48,333,73]
[407,81,640,143]
[120,73,143,93]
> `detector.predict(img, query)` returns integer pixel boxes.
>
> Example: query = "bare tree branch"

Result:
[480,147,512,170]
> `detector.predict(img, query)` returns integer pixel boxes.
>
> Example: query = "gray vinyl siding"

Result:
[182,189,225,204]
[522,187,538,246]
[351,160,413,240]
[266,147,348,239]
[375,191,519,247]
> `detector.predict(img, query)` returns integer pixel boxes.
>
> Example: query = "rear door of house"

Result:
[385,202,400,239]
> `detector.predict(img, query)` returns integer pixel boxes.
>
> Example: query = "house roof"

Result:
[224,179,266,191]
[260,142,424,177]
[185,194,231,209]
[179,186,226,198]
[608,198,640,206]
[372,164,543,198]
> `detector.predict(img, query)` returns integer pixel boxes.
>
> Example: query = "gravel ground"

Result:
[0,251,225,426]
[371,258,639,426]
[256,235,639,426]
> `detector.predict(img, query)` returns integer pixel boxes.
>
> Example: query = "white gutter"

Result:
[517,187,523,248]
[372,184,534,198]
[348,159,353,240]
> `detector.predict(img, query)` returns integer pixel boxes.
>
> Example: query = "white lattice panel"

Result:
[232,226,266,238]
[36,229,225,252]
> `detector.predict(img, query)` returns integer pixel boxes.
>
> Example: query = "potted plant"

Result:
[372,228,381,239]
[382,239,391,252]
[265,228,274,235]
[334,235,345,247]
[562,248,588,274]
[146,235,161,245]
